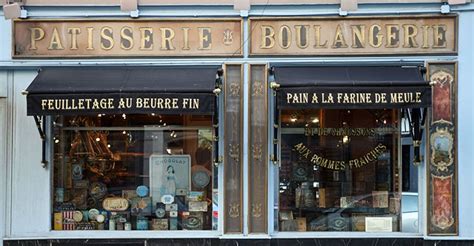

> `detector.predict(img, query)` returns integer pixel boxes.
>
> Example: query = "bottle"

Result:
[295,185,302,208]
[302,182,314,207]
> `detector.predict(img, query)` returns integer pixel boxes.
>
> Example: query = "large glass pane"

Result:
[52,114,217,231]
[277,109,417,233]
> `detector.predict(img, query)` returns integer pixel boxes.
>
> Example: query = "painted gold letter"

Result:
[295,25,309,49]
[369,24,383,48]
[29,27,45,50]
[403,24,418,48]
[160,27,176,50]
[332,25,348,48]
[260,25,275,49]
[385,24,399,48]
[182,27,190,50]
[100,27,115,50]
[120,26,134,50]
[278,25,292,49]
[48,28,64,50]
[139,27,153,50]
[68,27,81,50]
[313,25,327,48]
[351,25,365,48]
[198,27,212,50]
[87,27,94,50]
[433,25,447,48]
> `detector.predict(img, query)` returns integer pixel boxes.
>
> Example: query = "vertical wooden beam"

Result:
[248,64,268,234]
[223,64,243,233]
[427,61,458,235]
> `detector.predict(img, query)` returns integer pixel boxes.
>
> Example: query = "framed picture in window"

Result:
[149,154,191,207]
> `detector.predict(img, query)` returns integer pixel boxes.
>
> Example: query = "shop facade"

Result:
[1,1,474,245]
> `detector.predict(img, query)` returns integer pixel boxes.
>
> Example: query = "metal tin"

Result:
[165,203,178,211]
[96,214,105,223]
[73,211,83,222]
[137,217,148,230]
[109,219,116,230]
[161,194,174,204]
[55,188,64,203]
[116,222,124,230]
[169,211,178,217]
[169,217,178,230]
[88,208,100,221]
[136,185,149,197]
[102,197,129,211]
[97,222,105,230]
[72,164,83,180]
[82,210,89,222]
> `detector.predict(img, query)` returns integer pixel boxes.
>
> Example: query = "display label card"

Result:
[365,217,393,232]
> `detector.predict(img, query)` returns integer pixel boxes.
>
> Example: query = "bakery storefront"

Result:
[25,66,222,231]
[3,13,462,244]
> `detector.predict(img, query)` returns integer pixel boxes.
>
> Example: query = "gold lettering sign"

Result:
[250,16,456,56]
[294,142,387,170]
[102,197,129,212]
[286,92,423,105]
[13,19,242,58]
[304,127,397,137]
[38,97,201,111]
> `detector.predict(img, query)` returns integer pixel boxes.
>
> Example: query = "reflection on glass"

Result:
[277,109,417,232]
[52,114,217,231]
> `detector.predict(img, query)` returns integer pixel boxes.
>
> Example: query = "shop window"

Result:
[52,114,217,231]
[276,108,419,233]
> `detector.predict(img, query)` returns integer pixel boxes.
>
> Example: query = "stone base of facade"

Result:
[3,238,474,246]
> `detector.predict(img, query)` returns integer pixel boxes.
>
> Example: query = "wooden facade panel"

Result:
[223,64,243,233]
[427,62,458,235]
[248,64,268,234]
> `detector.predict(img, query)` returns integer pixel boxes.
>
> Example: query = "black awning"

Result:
[25,66,220,115]
[273,66,431,109]
[273,66,426,87]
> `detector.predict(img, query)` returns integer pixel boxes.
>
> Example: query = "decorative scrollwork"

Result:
[230,83,241,97]
[251,144,263,161]
[251,203,263,218]
[229,143,240,163]
[430,126,454,172]
[252,82,264,97]
[430,70,453,88]
[431,174,455,230]
[229,203,240,218]
[223,29,233,46]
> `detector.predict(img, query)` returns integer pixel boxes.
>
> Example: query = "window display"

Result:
[277,109,417,232]
[52,114,217,231]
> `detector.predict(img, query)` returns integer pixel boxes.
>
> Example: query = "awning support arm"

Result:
[33,115,48,168]
[411,108,422,166]
[213,68,224,166]
[269,67,279,166]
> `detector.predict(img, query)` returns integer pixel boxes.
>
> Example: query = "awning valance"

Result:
[273,66,431,109]
[25,66,221,115]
